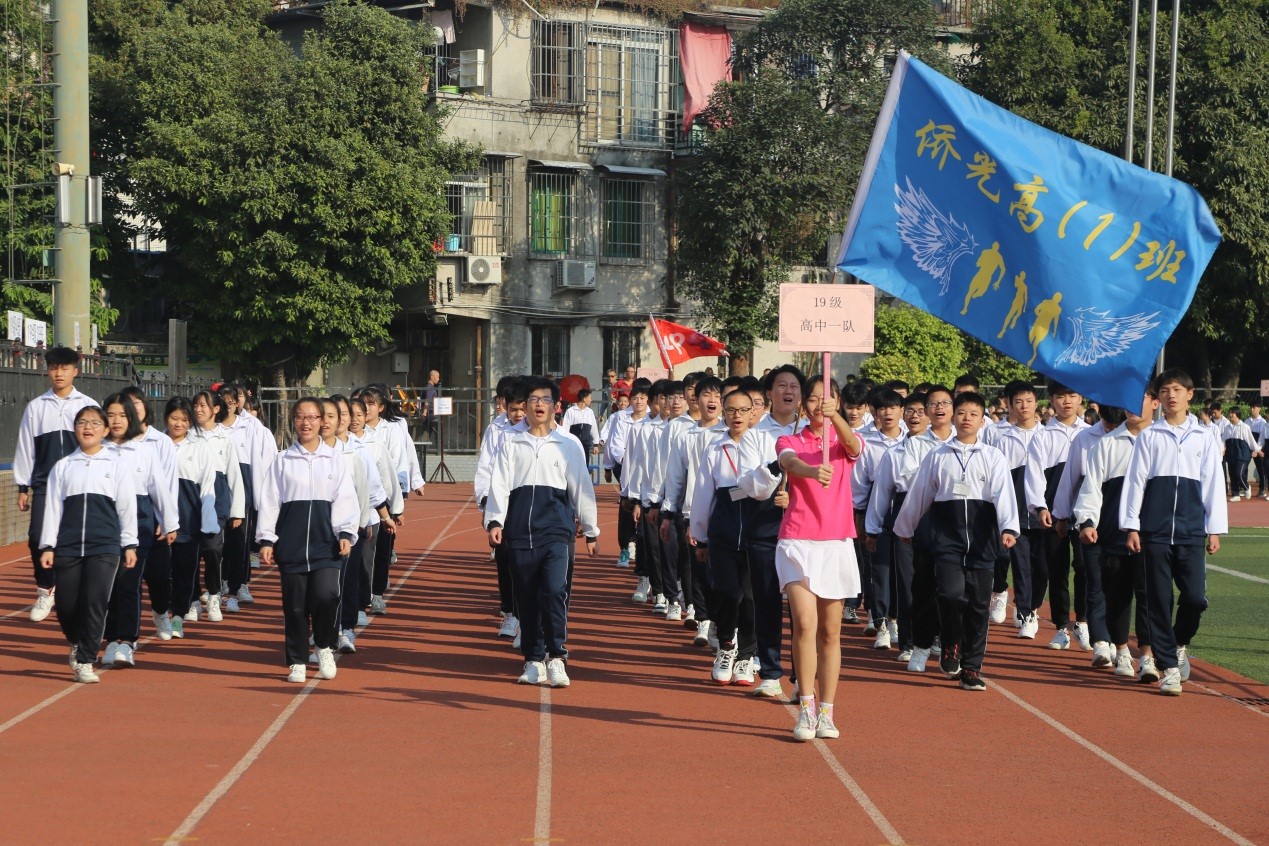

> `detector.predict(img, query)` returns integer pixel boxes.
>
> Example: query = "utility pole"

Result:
[51,0,91,349]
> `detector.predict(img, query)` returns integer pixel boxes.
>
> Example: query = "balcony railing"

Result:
[934,0,996,29]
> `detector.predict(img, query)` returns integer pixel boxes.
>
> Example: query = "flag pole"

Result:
[649,313,672,372]
[822,351,832,466]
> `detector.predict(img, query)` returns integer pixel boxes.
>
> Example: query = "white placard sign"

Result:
[7,311,23,341]
[24,318,46,347]
[74,321,81,349]
[91,324,98,351]
[432,397,453,416]
[1261,379,1269,397]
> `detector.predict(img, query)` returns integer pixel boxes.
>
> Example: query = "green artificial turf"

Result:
[1191,529,1269,684]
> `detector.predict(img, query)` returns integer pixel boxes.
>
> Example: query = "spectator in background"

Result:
[612,366,635,403]
[563,388,600,461]
[421,370,441,442]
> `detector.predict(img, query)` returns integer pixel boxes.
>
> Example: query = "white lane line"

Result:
[992,681,1255,846]
[165,499,472,846]
[1185,680,1269,719]
[0,685,82,734]
[0,554,29,569]
[534,686,553,844]
[1,604,34,621]
[781,703,904,845]
[1206,564,1269,585]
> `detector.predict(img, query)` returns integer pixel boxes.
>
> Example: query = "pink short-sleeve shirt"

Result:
[776,426,859,541]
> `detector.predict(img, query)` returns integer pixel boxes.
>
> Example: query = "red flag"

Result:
[649,317,729,369]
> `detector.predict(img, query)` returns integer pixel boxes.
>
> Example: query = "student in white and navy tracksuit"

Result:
[192,390,246,618]
[119,387,180,626]
[474,380,528,632]
[1120,370,1228,695]
[894,393,1018,690]
[14,346,99,620]
[485,379,599,687]
[257,399,359,682]
[39,405,138,682]
[219,383,278,606]
[162,398,221,639]
[361,385,419,613]
[102,393,179,667]
[349,395,402,623]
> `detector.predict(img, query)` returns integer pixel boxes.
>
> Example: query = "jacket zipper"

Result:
[305,453,315,572]
[80,459,90,556]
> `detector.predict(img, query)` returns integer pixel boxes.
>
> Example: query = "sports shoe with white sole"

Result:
[1013,607,1024,629]
[30,587,55,622]
[224,596,240,613]
[683,604,696,625]
[930,636,942,657]
[988,592,1008,625]
[815,711,840,739]
[887,619,898,644]
[69,646,79,669]
[897,648,913,663]
[498,614,520,638]
[731,657,755,686]
[1138,654,1161,683]
[1113,650,1135,677]
[1159,667,1182,696]
[1018,613,1039,639]
[752,678,783,698]
[863,619,877,636]
[652,594,668,613]
[115,642,135,667]
[309,650,319,664]
[693,619,712,647]
[546,657,570,688]
[104,642,120,666]
[631,577,650,604]
[370,595,387,615]
[1049,627,1071,650]
[338,630,357,653]
[183,604,199,623]
[1091,641,1113,668]
[287,664,306,683]
[616,550,630,568]
[74,663,100,684]
[711,645,737,685]
[959,669,987,691]
[793,703,817,742]
[512,628,522,649]
[199,590,209,605]
[153,611,172,641]
[206,594,223,622]
[1177,645,1191,682]
[842,606,859,624]
[170,616,184,638]
[237,584,254,603]
[1073,621,1092,651]
[666,602,682,622]
[707,625,719,652]
[518,660,547,685]
[357,610,370,627]
[316,647,337,680]
[220,580,230,597]
[906,646,931,673]
[627,542,637,562]
[872,627,892,650]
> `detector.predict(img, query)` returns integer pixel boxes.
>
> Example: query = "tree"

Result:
[861,303,966,387]
[964,0,1269,396]
[95,0,476,383]
[675,0,951,361]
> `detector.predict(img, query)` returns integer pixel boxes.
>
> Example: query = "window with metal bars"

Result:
[600,177,655,265]
[443,156,513,255]
[602,327,642,376]
[531,325,571,378]
[584,24,679,149]
[528,169,586,258]
[530,20,585,107]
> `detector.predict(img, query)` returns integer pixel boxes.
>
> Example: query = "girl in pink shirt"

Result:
[775,376,862,742]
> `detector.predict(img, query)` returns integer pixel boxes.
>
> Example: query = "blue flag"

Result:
[836,52,1221,411]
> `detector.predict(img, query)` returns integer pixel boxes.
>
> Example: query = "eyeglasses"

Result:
[75,419,105,429]
[294,415,322,423]
[724,407,752,416]
[926,401,953,409]
[527,396,554,406]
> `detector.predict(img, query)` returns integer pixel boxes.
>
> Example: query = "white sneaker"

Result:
[103,642,120,666]
[631,577,650,604]
[518,660,547,685]
[512,628,522,649]
[370,595,387,615]
[815,711,840,739]
[752,678,783,698]
[751,655,761,674]
[1138,654,1161,683]
[1113,650,1135,677]
[887,619,898,644]
[546,657,570,688]
[731,657,755,686]
[206,594,223,622]
[309,650,319,664]
[1229,495,1241,503]
[793,703,817,742]
[693,619,712,647]
[287,663,306,683]
[863,619,877,636]
[1049,627,1071,650]
[69,646,79,668]
[1177,645,1191,681]
[317,647,337,679]
[74,663,100,684]
[652,593,668,612]
[237,584,254,603]
[873,626,892,650]
[357,610,370,627]
[683,604,696,624]
[627,541,637,562]
[907,646,931,673]
[153,611,173,641]
[220,580,230,597]
[711,645,737,684]
[1159,667,1182,696]
[1018,613,1039,639]
[31,587,55,622]
[1074,621,1092,651]
[199,590,209,605]
[989,592,1008,625]
[338,630,357,653]
[184,604,199,623]
[1091,641,1113,668]
[498,614,520,638]
[616,550,630,568]
[897,648,913,663]
[707,624,719,652]
[170,616,184,639]
[666,602,682,622]
[115,642,135,667]
[224,596,240,613]
[1013,607,1024,629]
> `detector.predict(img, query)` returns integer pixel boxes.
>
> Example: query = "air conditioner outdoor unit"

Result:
[459,49,486,89]
[555,259,596,291]
[466,255,502,285]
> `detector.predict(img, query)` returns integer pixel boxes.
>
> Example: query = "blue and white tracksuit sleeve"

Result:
[473,422,501,507]
[688,449,718,544]
[892,457,937,540]
[737,429,780,501]
[865,449,898,536]
[13,404,36,489]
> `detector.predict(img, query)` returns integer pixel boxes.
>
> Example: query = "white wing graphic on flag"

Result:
[894,177,977,295]
[1055,307,1161,366]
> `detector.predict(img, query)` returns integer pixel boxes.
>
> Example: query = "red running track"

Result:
[0,485,1265,845]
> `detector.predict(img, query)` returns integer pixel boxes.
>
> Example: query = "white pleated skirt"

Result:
[775,538,860,600]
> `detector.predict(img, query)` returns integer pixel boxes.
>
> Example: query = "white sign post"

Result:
[432,397,453,416]
[7,311,24,342]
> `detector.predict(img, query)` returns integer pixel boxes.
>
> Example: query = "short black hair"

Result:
[664,380,685,397]
[576,387,592,402]
[924,384,953,404]
[649,379,671,401]
[953,374,980,391]
[164,396,196,425]
[629,382,650,399]
[45,346,79,367]
[720,375,745,393]
[119,385,151,425]
[906,392,927,409]
[764,363,806,394]
[682,372,703,391]
[841,382,871,407]
[1151,367,1194,394]
[871,388,904,410]
[102,392,144,442]
[1207,401,1223,412]
[1047,379,1079,398]
[953,391,987,412]
[524,376,559,405]
[1004,379,1036,401]
[695,376,723,397]
[1099,405,1128,426]
[881,379,910,393]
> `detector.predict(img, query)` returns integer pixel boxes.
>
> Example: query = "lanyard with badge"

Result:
[722,444,747,501]
[951,448,977,499]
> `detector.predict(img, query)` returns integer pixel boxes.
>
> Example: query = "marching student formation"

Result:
[13,347,1250,741]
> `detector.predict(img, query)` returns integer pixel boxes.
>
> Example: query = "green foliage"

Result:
[959,333,1036,386]
[861,303,966,387]
[677,0,952,356]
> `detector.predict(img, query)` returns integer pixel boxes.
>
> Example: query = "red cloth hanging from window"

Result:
[679,23,732,135]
